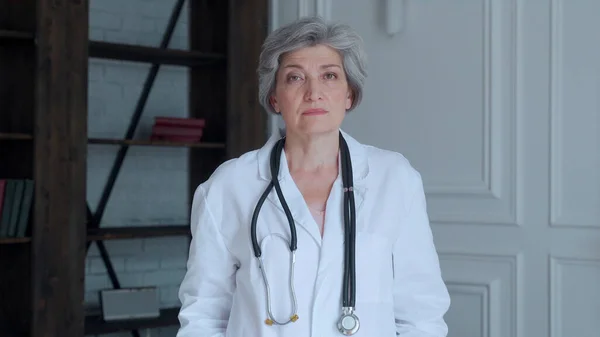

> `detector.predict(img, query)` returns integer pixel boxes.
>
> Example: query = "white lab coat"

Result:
[176,130,450,337]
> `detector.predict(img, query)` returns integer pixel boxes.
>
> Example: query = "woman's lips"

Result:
[302,108,328,116]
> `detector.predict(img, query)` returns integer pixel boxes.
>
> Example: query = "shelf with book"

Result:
[1,0,88,335]
[0,0,269,335]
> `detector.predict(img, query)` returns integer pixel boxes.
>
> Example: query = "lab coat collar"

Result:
[256,128,368,245]
[256,128,369,183]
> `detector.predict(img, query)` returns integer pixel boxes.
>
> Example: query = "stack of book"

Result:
[0,179,34,238]
[150,116,206,143]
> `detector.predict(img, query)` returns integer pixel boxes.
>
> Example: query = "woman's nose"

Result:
[304,78,323,101]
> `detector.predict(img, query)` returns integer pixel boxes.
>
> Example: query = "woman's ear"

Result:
[270,95,280,113]
[345,90,353,110]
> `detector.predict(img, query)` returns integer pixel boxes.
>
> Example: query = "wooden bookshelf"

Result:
[84,307,179,335]
[0,0,269,335]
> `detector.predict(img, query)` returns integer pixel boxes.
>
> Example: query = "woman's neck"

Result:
[284,130,339,173]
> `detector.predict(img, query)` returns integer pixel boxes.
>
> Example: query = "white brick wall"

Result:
[86,1,191,336]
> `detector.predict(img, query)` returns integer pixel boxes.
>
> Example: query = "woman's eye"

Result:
[288,75,302,82]
[324,73,337,80]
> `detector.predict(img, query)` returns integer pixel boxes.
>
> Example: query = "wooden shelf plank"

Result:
[1,226,192,244]
[87,225,190,241]
[88,137,226,149]
[0,133,225,149]
[0,31,226,67]
[0,237,31,244]
[0,29,34,40]
[84,307,180,335]
[89,41,226,67]
[0,132,33,140]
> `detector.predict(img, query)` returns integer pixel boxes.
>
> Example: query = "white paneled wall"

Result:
[272,1,600,337]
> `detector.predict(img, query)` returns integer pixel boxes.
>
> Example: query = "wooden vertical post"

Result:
[0,0,36,335]
[32,0,89,336]
[188,0,229,192]
[227,0,270,158]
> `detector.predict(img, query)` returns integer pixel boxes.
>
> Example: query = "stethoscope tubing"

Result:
[257,233,298,325]
[251,138,299,257]
[340,135,356,308]
[250,132,357,331]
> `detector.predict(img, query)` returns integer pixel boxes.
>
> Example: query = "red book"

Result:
[151,126,203,143]
[151,125,204,138]
[154,117,205,128]
[151,135,203,142]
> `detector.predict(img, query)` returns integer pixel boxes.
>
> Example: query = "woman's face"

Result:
[270,44,352,137]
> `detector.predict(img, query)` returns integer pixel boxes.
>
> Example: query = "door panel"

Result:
[270,1,600,336]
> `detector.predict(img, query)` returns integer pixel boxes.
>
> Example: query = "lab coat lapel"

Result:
[321,179,366,246]
[318,133,368,272]
[268,149,324,245]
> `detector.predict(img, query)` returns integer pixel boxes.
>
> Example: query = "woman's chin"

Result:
[293,123,340,136]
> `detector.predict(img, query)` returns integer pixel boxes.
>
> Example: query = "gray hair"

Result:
[257,16,368,115]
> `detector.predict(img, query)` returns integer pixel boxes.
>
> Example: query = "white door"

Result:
[271,1,600,336]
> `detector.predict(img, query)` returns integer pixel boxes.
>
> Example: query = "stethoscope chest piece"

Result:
[337,307,360,335]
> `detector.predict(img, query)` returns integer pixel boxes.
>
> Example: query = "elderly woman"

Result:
[176,16,450,337]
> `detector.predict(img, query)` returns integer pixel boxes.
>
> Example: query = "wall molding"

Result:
[427,0,520,227]
[298,0,310,17]
[439,252,523,337]
[295,0,331,19]
[446,280,501,337]
[549,0,566,228]
[315,0,332,20]
[548,0,599,229]
[549,256,600,337]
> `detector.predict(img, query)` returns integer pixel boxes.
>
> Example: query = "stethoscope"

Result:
[250,131,360,335]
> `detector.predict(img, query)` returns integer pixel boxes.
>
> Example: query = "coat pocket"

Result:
[354,231,394,303]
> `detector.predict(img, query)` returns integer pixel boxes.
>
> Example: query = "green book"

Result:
[7,179,24,237]
[0,180,15,237]
[16,179,34,238]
